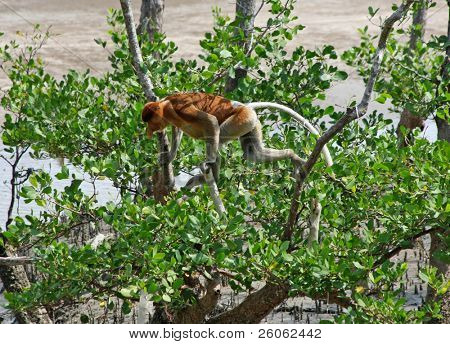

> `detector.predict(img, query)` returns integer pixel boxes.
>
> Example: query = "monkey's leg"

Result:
[185,106,254,190]
[240,121,304,167]
[218,108,257,145]
[185,155,221,190]
[184,111,220,189]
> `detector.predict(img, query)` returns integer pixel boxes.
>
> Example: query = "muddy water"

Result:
[0,0,447,322]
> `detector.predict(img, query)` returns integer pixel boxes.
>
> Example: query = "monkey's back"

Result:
[165,92,241,125]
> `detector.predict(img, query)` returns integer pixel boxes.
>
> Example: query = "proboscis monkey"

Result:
[142,92,304,188]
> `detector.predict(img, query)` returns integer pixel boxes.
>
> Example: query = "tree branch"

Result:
[207,282,353,323]
[175,271,222,323]
[119,0,156,101]
[119,0,175,200]
[285,0,415,240]
[372,227,441,269]
[0,256,36,266]
[307,198,322,247]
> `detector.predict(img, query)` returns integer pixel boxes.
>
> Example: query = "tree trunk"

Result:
[436,117,450,141]
[396,1,427,147]
[0,241,51,323]
[224,0,256,93]
[119,0,174,200]
[209,282,290,323]
[408,3,427,51]
[137,0,164,39]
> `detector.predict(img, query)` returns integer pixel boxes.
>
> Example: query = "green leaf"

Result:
[282,252,293,262]
[142,206,152,215]
[418,271,429,284]
[215,251,226,262]
[147,282,158,293]
[255,45,267,58]
[353,261,364,269]
[173,279,184,290]
[153,253,165,261]
[121,301,132,315]
[356,298,366,308]
[55,166,69,180]
[29,174,38,188]
[280,241,290,252]
[334,71,348,80]
[219,49,232,58]
[21,186,37,200]
[120,288,132,298]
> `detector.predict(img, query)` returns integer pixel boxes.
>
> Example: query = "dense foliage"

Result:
[0,0,448,323]
[342,2,448,122]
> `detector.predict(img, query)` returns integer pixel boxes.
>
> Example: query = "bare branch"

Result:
[0,256,36,266]
[119,0,156,101]
[285,0,416,239]
[202,164,226,216]
[119,0,175,201]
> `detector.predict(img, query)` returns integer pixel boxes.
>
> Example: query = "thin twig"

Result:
[372,227,440,269]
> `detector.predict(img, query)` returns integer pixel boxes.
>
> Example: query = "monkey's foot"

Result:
[185,174,205,190]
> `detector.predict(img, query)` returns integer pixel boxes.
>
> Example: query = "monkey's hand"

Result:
[200,161,215,175]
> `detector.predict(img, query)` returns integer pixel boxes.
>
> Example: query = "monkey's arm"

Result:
[177,104,220,165]
[167,126,183,163]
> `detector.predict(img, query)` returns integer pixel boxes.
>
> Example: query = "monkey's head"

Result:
[142,101,169,138]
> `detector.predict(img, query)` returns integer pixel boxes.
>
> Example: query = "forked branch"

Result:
[285,0,416,239]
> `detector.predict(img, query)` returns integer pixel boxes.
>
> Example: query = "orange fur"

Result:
[142,92,244,139]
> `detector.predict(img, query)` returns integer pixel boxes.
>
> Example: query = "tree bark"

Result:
[0,256,35,266]
[119,0,175,200]
[224,0,256,93]
[174,273,222,323]
[426,229,449,323]
[137,0,164,40]
[209,282,290,323]
[396,0,427,147]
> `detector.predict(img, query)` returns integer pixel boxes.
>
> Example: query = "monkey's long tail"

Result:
[246,102,333,167]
